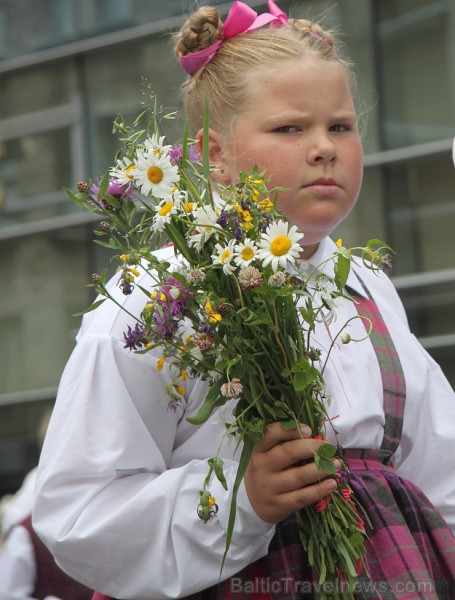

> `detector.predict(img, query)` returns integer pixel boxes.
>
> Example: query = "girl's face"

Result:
[213,57,363,257]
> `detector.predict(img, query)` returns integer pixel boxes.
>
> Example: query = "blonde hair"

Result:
[174,6,355,136]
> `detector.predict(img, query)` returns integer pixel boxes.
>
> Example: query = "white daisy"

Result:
[256,220,304,272]
[133,148,179,198]
[211,240,238,275]
[234,239,258,268]
[110,156,136,187]
[187,205,219,251]
[144,133,172,157]
[152,189,186,232]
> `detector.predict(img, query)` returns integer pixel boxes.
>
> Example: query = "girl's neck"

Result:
[300,242,319,260]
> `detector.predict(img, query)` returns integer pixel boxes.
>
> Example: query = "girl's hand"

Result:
[244,422,340,523]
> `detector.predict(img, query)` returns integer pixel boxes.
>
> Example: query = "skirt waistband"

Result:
[343,448,395,472]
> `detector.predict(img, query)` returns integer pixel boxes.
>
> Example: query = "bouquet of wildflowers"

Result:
[69,89,392,598]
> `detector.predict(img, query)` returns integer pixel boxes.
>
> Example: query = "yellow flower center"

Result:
[270,235,292,256]
[147,166,164,184]
[158,202,174,217]
[241,247,254,261]
[125,164,136,179]
[183,201,194,213]
[221,249,231,263]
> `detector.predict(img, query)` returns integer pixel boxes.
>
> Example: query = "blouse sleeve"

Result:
[33,292,274,599]
[0,525,38,599]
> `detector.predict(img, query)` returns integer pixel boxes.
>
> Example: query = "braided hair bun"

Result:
[175,7,223,59]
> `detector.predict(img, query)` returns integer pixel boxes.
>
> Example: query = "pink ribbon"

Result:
[179,0,288,75]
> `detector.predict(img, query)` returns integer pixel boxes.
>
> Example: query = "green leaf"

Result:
[220,439,254,575]
[64,188,93,210]
[314,443,337,474]
[211,457,228,491]
[316,443,337,458]
[337,540,358,577]
[314,455,337,474]
[72,298,106,317]
[293,364,319,391]
[280,419,298,431]
[348,532,365,548]
[97,170,110,199]
[334,253,351,290]
[186,382,224,425]
[201,96,212,198]
[165,222,194,264]
[133,109,149,126]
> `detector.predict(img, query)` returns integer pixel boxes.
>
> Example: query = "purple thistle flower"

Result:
[90,178,135,208]
[168,144,200,165]
[123,322,146,350]
[160,277,192,317]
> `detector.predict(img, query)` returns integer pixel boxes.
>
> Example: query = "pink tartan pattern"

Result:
[344,450,455,599]
[346,278,406,456]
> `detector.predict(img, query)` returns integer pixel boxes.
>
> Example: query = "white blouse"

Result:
[33,237,455,599]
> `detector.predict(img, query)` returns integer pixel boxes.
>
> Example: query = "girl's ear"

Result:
[196,128,232,184]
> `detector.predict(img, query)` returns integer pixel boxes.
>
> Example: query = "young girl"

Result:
[33,1,455,598]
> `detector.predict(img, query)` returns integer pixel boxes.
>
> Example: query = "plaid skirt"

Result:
[184,452,455,600]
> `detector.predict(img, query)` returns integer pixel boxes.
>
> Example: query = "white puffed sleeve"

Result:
[33,254,274,600]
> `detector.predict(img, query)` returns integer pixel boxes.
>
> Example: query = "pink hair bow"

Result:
[179,0,288,75]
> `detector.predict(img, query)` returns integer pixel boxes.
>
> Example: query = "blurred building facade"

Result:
[0,0,454,496]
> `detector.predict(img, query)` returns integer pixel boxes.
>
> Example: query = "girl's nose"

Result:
[307,134,336,164]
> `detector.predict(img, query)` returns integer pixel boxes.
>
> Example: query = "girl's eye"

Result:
[330,123,350,133]
[274,125,299,134]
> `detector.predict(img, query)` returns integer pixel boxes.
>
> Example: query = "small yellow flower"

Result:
[208,495,216,507]
[180,370,188,382]
[156,356,165,372]
[336,238,343,248]
[257,197,273,211]
[150,291,157,300]
[128,267,140,277]
[120,254,128,262]
[205,299,222,324]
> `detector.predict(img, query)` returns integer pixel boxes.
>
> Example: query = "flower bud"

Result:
[340,332,351,344]
[77,181,90,193]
